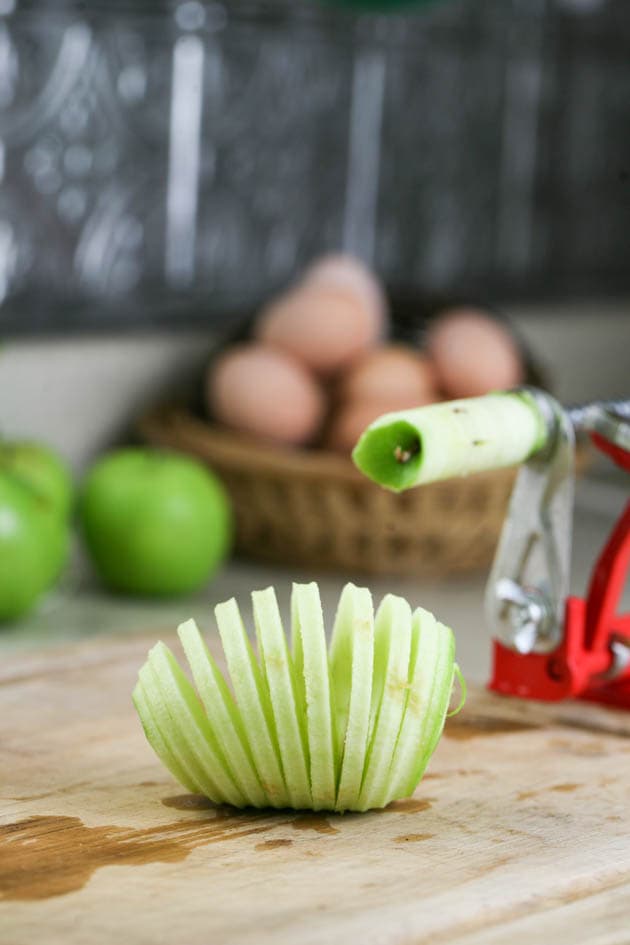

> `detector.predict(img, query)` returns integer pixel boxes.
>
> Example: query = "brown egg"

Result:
[302,253,388,328]
[256,285,383,376]
[208,343,325,446]
[426,308,524,399]
[325,395,434,455]
[340,344,439,405]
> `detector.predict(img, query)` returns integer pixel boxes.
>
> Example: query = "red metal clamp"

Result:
[489,398,630,708]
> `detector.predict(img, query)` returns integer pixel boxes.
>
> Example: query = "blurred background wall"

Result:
[0,0,628,469]
[0,0,629,334]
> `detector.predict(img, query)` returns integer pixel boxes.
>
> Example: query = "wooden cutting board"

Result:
[2,631,630,945]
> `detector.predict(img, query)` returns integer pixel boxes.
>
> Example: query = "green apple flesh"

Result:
[133,582,461,812]
[132,679,201,793]
[385,608,455,802]
[358,594,412,811]
[291,583,337,811]
[178,618,267,807]
[330,584,374,812]
[142,645,244,806]
[215,598,287,807]
[253,587,312,810]
[80,449,232,596]
[135,667,208,796]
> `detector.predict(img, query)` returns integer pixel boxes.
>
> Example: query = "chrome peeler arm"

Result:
[485,391,630,656]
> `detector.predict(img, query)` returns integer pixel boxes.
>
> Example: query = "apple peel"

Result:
[133,582,462,812]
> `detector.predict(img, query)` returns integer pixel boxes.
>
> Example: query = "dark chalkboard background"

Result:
[0,0,628,333]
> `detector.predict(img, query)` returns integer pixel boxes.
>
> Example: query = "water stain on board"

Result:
[394,833,434,843]
[387,798,434,814]
[162,794,216,811]
[0,807,290,902]
[517,782,580,802]
[516,790,537,802]
[548,737,607,758]
[165,799,343,837]
[9,780,93,803]
[255,838,293,851]
[423,768,485,781]
[445,714,538,740]
[291,814,340,836]
[557,717,630,740]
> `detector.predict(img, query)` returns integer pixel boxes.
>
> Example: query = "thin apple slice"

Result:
[404,642,459,792]
[291,583,336,810]
[253,587,312,810]
[177,618,267,808]
[425,658,461,759]
[384,608,455,804]
[137,661,223,802]
[145,642,246,807]
[215,598,288,807]
[132,679,201,794]
[329,584,374,812]
[357,593,412,811]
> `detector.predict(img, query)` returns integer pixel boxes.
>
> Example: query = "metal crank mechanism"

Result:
[487,389,630,707]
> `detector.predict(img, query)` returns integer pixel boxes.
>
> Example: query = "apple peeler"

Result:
[486,389,630,707]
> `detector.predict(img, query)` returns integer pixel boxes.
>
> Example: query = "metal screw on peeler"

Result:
[495,579,555,655]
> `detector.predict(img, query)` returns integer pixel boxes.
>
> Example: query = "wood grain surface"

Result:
[1,631,630,945]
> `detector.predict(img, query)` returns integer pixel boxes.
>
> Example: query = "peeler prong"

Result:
[485,388,575,656]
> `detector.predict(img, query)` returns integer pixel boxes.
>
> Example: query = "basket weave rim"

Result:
[139,406,368,483]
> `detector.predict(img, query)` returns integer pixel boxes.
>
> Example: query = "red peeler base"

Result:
[490,486,630,709]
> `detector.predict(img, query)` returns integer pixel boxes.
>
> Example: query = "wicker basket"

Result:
[138,406,551,577]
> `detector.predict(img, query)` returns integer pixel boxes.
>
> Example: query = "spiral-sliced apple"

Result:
[133,582,462,812]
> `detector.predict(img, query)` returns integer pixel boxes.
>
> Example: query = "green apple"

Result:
[0,441,73,519]
[0,475,69,621]
[79,448,232,596]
